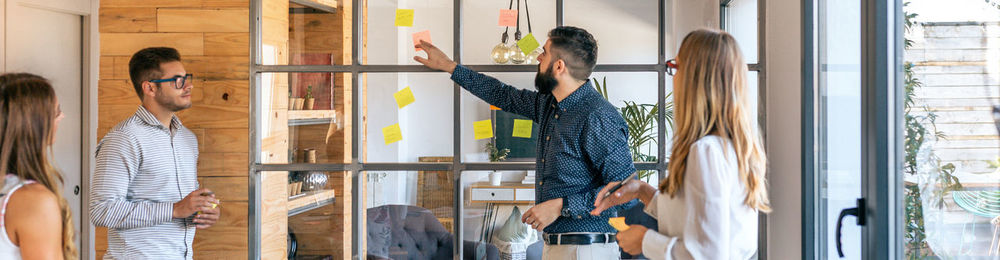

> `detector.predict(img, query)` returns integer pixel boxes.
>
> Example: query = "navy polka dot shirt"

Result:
[452,65,638,234]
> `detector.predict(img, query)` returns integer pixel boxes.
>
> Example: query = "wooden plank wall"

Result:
[97,1,250,259]
[908,22,1000,182]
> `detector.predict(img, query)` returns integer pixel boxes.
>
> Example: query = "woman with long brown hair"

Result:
[0,73,77,259]
[590,29,769,259]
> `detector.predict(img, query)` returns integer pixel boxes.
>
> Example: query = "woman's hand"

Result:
[616,225,647,255]
[591,179,647,216]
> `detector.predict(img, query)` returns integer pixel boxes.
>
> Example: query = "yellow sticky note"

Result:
[383,124,402,144]
[498,9,517,27]
[394,9,414,27]
[517,33,540,55]
[473,119,494,140]
[512,119,532,138]
[609,217,629,231]
[394,87,416,109]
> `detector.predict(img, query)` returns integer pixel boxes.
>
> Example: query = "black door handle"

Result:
[836,198,866,258]
[74,185,80,195]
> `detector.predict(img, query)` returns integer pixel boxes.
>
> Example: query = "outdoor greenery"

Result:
[901,2,964,258]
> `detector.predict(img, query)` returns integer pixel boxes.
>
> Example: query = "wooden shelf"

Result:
[288,189,336,217]
[469,182,535,204]
[288,110,337,126]
[289,0,337,14]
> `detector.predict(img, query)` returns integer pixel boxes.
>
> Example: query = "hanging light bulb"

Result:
[509,48,527,64]
[525,47,542,64]
[491,32,512,64]
[509,32,527,64]
[491,43,511,64]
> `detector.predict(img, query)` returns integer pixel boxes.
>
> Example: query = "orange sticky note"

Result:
[413,30,431,52]
[490,105,501,110]
[498,9,517,27]
[609,217,629,231]
[383,124,402,144]
[473,119,494,140]
[394,9,414,27]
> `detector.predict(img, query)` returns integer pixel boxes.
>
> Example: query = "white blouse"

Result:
[641,136,758,260]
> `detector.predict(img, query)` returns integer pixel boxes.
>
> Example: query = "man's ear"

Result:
[142,81,156,99]
[554,59,570,78]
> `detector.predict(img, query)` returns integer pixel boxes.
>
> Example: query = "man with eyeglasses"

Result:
[90,47,219,259]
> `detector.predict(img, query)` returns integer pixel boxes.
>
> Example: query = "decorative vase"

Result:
[304,98,315,110]
[489,171,502,186]
[288,97,296,109]
[302,171,328,191]
[293,98,305,110]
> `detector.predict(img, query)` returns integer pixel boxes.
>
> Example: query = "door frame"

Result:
[801,0,903,259]
[0,1,99,259]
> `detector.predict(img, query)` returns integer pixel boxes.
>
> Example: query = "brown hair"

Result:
[0,73,78,259]
[661,29,770,212]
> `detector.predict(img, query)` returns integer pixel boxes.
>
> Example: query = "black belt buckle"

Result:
[544,233,617,245]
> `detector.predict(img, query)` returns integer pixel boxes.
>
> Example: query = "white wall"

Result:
[764,0,803,259]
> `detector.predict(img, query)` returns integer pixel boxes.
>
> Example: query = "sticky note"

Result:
[473,119,494,140]
[395,9,414,27]
[394,87,416,109]
[517,33,540,55]
[498,9,517,27]
[512,119,532,138]
[609,217,629,231]
[490,105,501,110]
[383,124,402,144]
[413,30,431,52]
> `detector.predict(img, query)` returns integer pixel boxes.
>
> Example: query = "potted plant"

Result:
[485,142,510,186]
[288,88,296,111]
[304,85,315,110]
[594,76,674,183]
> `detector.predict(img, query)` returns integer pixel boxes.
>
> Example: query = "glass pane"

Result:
[725,0,759,64]
[259,73,351,164]
[364,170,456,259]
[258,170,351,259]
[458,72,661,167]
[262,1,354,66]
[365,0,454,65]
[818,0,861,259]
[461,0,557,65]
[900,2,1000,258]
[565,0,658,64]
[460,171,541,259]
[363,73,453,162]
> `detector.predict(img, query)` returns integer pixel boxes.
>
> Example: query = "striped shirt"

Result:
[89,106,199,259]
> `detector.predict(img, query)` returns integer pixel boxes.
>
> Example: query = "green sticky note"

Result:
[383,124,402,144]
[394,87,415,109]
[517,33,540,55]
[512,119,532,138]
[394,9,414,27]
[473,119,494,140]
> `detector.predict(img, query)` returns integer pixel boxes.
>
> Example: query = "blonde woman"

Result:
[0,73,77,259]
[591,29,769,259]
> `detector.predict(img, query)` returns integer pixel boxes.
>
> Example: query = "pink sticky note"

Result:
[498,9,517,27]
[413,30,431,52]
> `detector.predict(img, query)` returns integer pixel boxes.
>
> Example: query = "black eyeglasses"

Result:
[666,59,678,76]
[149,74,194,89]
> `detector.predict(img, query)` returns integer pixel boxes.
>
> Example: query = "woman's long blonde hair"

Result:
[660,29,770,212]
[0,73,78,259]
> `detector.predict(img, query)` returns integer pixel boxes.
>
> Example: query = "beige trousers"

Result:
[541,241,620,260]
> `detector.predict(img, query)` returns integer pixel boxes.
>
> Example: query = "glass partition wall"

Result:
[248,0,764,258]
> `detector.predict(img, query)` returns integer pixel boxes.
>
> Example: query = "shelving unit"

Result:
[288,110,338,126]
[288,189,337,217]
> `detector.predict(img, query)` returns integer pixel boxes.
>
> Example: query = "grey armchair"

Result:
[367,205,499,260]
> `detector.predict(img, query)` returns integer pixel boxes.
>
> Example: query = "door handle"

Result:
[74,185,80,195]
[836,198,866,258]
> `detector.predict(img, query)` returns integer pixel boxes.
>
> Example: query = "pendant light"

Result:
[490,0,516,64]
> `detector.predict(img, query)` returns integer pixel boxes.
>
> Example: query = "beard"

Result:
[534,63,559,95]
[155,87,192,112]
